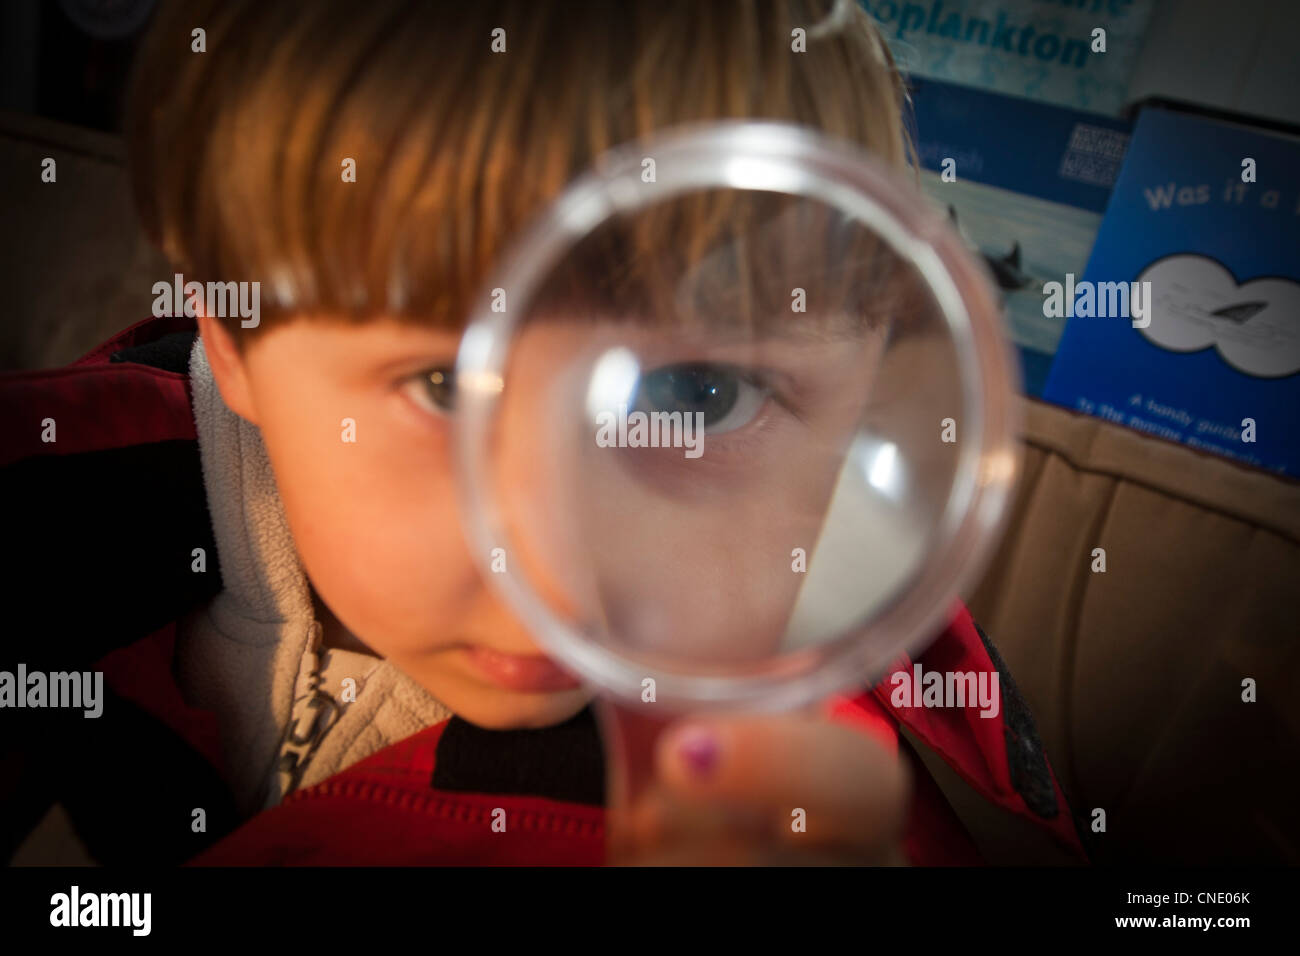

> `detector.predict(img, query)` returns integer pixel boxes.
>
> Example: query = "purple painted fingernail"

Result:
[675,726,719,777]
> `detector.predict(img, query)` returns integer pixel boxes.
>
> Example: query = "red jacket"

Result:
[0,316,1087,866]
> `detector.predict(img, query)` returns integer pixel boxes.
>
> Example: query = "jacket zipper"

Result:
[271,619,345,802]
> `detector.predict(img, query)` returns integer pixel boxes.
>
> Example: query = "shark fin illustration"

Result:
[1210,300,1268,324]
[1002,241,1022,272]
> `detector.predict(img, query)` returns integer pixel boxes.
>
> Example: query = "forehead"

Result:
[522,201,919,341]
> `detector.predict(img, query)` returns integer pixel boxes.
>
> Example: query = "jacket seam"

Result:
[285,780,604,836]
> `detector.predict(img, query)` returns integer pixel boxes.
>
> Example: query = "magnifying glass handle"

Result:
[591,694,677,865]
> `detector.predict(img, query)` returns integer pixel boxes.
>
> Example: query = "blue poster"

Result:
[910,78,1130,395]
[1043,107,1300,477]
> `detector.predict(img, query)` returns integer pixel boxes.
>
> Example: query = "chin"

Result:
[435,681,594,731]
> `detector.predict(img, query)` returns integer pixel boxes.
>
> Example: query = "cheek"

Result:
[584,466,837,663]
[254,394,474,651]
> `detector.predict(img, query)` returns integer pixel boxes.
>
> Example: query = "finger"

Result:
[618,784,909,866]
[621,833,766,867]
[629,834,906,867]
[653,712,911,855]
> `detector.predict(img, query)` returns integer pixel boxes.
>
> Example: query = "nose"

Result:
[462,335,606,647]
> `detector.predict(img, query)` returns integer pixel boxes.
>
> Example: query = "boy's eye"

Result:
[401,366,456,416]
[632,362,768,434]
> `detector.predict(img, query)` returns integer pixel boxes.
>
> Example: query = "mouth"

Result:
[459,646,585,693]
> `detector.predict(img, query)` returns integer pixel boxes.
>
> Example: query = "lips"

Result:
[461,646,584,692]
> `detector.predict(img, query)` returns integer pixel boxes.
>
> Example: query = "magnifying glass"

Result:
[453,121,1020,862]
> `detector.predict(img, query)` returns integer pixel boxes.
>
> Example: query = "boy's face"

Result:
[203,311,883,730]
[205,314,594,729]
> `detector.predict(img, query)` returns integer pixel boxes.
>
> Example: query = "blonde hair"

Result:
[126,0,912,340]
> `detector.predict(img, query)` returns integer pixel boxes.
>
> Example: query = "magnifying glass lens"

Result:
[457,124,1017,709]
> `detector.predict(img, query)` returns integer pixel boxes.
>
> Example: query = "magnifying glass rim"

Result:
[454,120,1021,712]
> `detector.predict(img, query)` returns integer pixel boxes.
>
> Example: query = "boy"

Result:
[1,0,1086,865]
